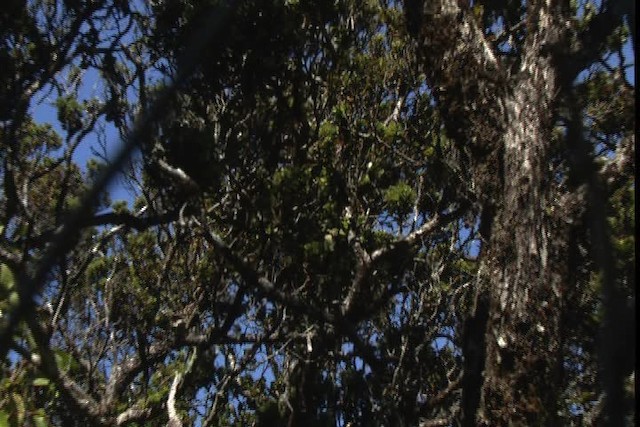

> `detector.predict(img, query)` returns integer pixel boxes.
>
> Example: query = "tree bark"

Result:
[410,1,572,424]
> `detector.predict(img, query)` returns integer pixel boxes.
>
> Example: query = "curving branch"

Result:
[341,206,465,319]
[25,315,107,426]
[83,208,178,229]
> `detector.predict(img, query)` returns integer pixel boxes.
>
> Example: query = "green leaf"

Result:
[382,121,401,142]
[147,388,168,404]
[0,410,9,427]
[55,95,83,133]
[323,233,335,252]
[112,200,129,214]
[0,264,14,292]
[54,350,79,373]
[33,377,50,387]
[384,181,416,217]
[33,416,48,427]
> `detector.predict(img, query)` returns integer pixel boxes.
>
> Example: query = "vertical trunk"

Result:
[408,1,572,424]
[479,47,563,427]
[477,5,569,424]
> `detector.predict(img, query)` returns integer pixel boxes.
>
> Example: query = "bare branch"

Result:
[83,208,178,229]
[167,349,197,427]
[342,207,464,318]
[116,407,153,426]
[26,315,107,425]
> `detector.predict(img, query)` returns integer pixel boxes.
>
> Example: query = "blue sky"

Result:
[31,68,135,204]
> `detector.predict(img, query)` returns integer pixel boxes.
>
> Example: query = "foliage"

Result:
[0,0,634,426]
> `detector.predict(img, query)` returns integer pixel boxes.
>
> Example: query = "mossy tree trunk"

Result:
[408,1,573,423]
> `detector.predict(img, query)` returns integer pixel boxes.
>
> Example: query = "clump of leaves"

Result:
[384,181,415,219]
[55,95,83,134]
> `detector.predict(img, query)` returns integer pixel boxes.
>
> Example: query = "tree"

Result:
[404,1,635,424]
[0,0,634,426]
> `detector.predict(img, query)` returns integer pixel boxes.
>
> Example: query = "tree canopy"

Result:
[0,0,635,426]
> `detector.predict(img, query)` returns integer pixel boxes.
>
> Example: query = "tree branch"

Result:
[83,208,178,229]
[116,407,153,426]
[342,206,464,318]
[25,315,107,425]
[198,220,388,374]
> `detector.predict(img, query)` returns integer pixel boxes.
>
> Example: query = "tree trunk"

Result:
[409,1,572,424]
[478,34,565,425]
